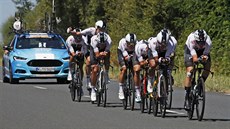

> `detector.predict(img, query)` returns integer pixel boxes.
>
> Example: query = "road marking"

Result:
[225,93,230,96]
[0,80,2,83]
[166,110,185,115]
[83,95,90,98]
[34,86,47,90]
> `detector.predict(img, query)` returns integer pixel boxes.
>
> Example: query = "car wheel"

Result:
[2,61,9,83]
[9,64,19,84]
[57,78,69,84]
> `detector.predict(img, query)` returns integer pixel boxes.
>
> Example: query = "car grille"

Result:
[27,60,63,67]
[30,71,60,74]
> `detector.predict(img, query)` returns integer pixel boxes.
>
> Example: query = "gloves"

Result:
[159,57,170,64]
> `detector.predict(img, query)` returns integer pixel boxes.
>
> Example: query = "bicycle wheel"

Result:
[97,70,104,107]
[76,71,82,102]
[70,82,76,101]
[166,75,173,109]
[159,75,167,118]
[148,96,152,114]
[102,73,107,107]
[140,77,147,113]
[152,97,158,116]
[196,78,205,121]
[122,86,128,110]
[131,85,135,111]
[187,92,195,120]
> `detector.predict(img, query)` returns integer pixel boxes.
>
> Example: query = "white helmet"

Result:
[95,20,106,29]
[156,29,169,44]
[13,20,22,31]
[96,32,108,43]
[125,33,137,43]
[194,29,207,42]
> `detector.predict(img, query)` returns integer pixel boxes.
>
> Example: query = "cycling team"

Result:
[66,20,212,110]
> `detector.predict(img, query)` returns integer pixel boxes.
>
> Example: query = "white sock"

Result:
[119,83,123,91]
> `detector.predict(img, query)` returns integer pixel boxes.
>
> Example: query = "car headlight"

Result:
[62,57,70,61]
[13,56,27,61]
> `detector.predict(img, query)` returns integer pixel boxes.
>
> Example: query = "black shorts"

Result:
[184,45,211,67]
[90,46,110,65]
[132,49,154,65]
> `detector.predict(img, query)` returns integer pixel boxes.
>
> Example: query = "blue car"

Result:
[2,32,70,84]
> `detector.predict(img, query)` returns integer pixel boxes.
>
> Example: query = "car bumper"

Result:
[11,60,69,79]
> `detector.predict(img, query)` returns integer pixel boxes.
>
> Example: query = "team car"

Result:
[2,31,70,84]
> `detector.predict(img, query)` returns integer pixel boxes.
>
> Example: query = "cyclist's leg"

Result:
[90,49,99,101]
[202,55,211,82]
[148,57,157,93]
[184,46,193,109]
[104,51,111,83]
[118,49,127,99]
[68,54,75,81]
[133,56,141,102]
[85,54,92,89]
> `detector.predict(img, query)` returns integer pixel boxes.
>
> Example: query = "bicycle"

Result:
[122,58,135,110]
[69,56,83,102]
[140,64,151,113]
[150,58,170,117]
[187,57,214,121]
[94,57,107,107]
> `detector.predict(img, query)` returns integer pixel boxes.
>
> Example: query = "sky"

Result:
[0,0,17,43]
[0,0,36,43]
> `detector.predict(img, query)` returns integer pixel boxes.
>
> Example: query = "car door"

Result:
[3,36,16,75]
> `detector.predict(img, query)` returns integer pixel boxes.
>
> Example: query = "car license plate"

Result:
[36,67,55,72]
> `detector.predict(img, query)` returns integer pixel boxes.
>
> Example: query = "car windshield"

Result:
[16,36,66,49]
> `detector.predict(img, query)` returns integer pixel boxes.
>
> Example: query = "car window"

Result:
[16,36,67,49]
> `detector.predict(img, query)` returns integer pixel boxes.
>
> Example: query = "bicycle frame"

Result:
[123,60,134,110]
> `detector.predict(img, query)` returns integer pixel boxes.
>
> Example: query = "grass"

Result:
[172,70,230,93]
[110,67,230,94]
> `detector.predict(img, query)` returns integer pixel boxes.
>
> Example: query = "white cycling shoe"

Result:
[135,90,141,103]
[118,89,125,100]
[91,89,96,101]
[67,71,72,81]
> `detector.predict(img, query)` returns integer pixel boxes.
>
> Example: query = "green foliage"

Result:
[1,0,230,78]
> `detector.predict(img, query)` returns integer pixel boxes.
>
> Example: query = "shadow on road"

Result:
[202,118,230,122]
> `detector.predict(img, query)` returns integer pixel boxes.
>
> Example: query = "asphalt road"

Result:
[0,74,230,129]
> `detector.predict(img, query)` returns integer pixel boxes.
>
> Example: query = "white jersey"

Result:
[91,33,112,53]
[135,40,148,62]
[117,38,135,57]
[148,36,176,58]
[185,32,212,56]
[66,35,87,54]
[80,27,97,45]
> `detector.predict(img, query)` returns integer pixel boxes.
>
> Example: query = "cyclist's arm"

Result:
[186,34,198,62]
[203,35,212,56]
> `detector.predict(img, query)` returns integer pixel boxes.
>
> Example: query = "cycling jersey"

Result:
[117,38,135,57]
[80,27,96,45]
[148,36,177,58]
[91,33,112,53]
[66,35,87,55]
[135,40,149,62]
[185,32,212,57]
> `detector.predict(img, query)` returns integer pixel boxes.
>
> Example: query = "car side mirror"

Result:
[3,46,13,51]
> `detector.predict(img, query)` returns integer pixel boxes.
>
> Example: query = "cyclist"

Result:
[75,20,108,89]
[117,33,137,100]
[133,40,153,102]
[147,29,177,93]
[90,32,112,101]
[66,28,87,86]
[183,29,212,110]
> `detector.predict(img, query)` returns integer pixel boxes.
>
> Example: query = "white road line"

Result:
[166,110,185,115]
[225,93,230,96]
[83,95,90,98]
[34,86,47,90]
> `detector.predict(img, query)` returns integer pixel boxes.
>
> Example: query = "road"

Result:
[0,76,229,129]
